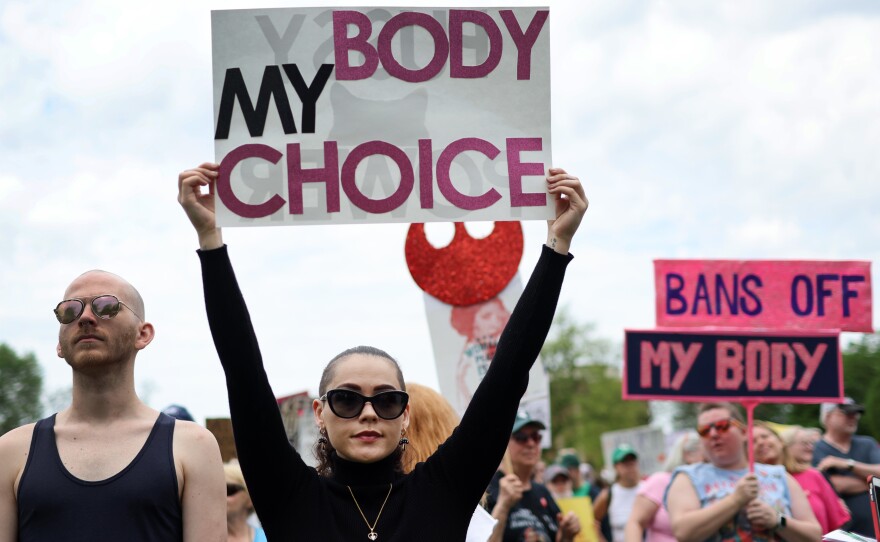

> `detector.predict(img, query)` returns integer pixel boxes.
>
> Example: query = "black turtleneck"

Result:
[199,244,572,541]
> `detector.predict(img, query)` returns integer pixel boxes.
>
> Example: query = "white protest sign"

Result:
[212,7,553,226]
[423,276,551,444]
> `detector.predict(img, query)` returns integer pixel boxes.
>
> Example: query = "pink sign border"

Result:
[622,327,843,404]
[653,259,873,333]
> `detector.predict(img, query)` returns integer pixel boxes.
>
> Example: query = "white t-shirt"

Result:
[609,482,642,542]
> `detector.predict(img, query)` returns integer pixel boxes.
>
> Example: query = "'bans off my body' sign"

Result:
[211,7,554,226]
[654,260,873,332]
[623,329,842,403]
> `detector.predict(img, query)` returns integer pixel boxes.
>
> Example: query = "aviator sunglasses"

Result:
[54,294,143,324]
[696,418,744,438]
[320,389,409,420]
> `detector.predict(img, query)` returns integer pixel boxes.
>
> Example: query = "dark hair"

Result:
[314,345,406,477]
[698,402,745,424]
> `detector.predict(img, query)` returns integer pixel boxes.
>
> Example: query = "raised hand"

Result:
[545,168,588,254]
[177,163,223,250]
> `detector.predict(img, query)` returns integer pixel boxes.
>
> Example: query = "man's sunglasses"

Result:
[320,389,409,420]
[697,418,744,438]
[511,431,542,444]
[227,484,244,496]
[54,294,143,324]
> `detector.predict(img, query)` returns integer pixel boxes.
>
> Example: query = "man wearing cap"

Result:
[813,397,880,536]
[559,452,599,500]
[594,444,642,542]
[545,465,574,501]
[487,410,581,542]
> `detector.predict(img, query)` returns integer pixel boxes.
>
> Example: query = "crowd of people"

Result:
[0,161,877,542]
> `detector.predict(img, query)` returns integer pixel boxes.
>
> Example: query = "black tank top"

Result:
[17,413,183,542]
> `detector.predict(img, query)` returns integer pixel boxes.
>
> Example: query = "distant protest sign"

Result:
[654,260,873,332]
[623,329,842,403]
[211,7,553,226]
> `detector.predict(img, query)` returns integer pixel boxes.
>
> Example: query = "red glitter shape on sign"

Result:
[405,222,524,306]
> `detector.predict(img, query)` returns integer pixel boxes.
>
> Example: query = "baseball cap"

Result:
[820,397,865,425]
[512,409,546,433]
[162,404,195,422]
[559,453,580,470]
[612,443,638,465]
[545,465,570,482]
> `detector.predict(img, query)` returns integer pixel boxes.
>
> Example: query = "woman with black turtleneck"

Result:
[178,162,587,541]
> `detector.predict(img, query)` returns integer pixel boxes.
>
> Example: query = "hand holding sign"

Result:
[546,168,588,255]
[178,162,223,250]
[745,499,778,532]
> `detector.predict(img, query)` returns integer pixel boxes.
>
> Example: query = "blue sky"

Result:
[1,0,878,422]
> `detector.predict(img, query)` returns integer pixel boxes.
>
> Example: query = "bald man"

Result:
[0,270,226,542]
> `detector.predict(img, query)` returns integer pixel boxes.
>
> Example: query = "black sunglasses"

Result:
[227,484,244,496]
[512,431,542,444]
[320,389,409,420]
[54,294,142,324]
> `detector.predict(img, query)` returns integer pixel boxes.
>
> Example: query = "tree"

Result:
[542,309,651,468]
[0,343,43,434]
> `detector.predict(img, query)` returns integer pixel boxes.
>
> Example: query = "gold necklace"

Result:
[347,483,393,540]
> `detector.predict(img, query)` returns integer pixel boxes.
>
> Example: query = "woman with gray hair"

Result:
[624,431,704,542]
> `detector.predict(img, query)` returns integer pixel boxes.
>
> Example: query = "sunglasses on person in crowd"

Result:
[511,431,543,444]
[54,294,143,324]
[320,389,409,420]
[227,484,245,496]
[696,418,745,438]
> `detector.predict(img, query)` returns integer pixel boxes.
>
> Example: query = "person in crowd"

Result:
[0,269,226,541]
[665,402,821,542]
[780,426,818,469]
[754,422,850,534]
[594,444,643,542]
[624,430,704,542]
[225,461,267,542]
[545,465,575,501]
[487,411,581,542]
[559,451,600,500]
[813,397,880,536]
[178,162,587,541]
[402,382,497,541]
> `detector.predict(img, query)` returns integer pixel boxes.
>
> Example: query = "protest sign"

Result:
[623,329,842,403]
[423,277,551,431]
[600,425,666,475]
[556,497,598,542]
[654,260,873,332]
[211,7,554,226]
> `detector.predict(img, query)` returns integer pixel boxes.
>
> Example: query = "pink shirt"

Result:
[638,472,676,542]
[791,468,851,533]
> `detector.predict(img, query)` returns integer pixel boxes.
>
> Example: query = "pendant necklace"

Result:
[347,483,393,540]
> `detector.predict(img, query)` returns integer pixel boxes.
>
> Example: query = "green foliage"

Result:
[666,333,880,440]
[542,309,651,469]
[0,343,43,434]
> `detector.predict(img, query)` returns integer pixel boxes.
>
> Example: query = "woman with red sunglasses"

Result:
[665,403,821,542]
[178,163,587,541]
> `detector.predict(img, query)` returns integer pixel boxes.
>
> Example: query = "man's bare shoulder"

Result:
[172,421,221,460]
[0,423,37,483]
